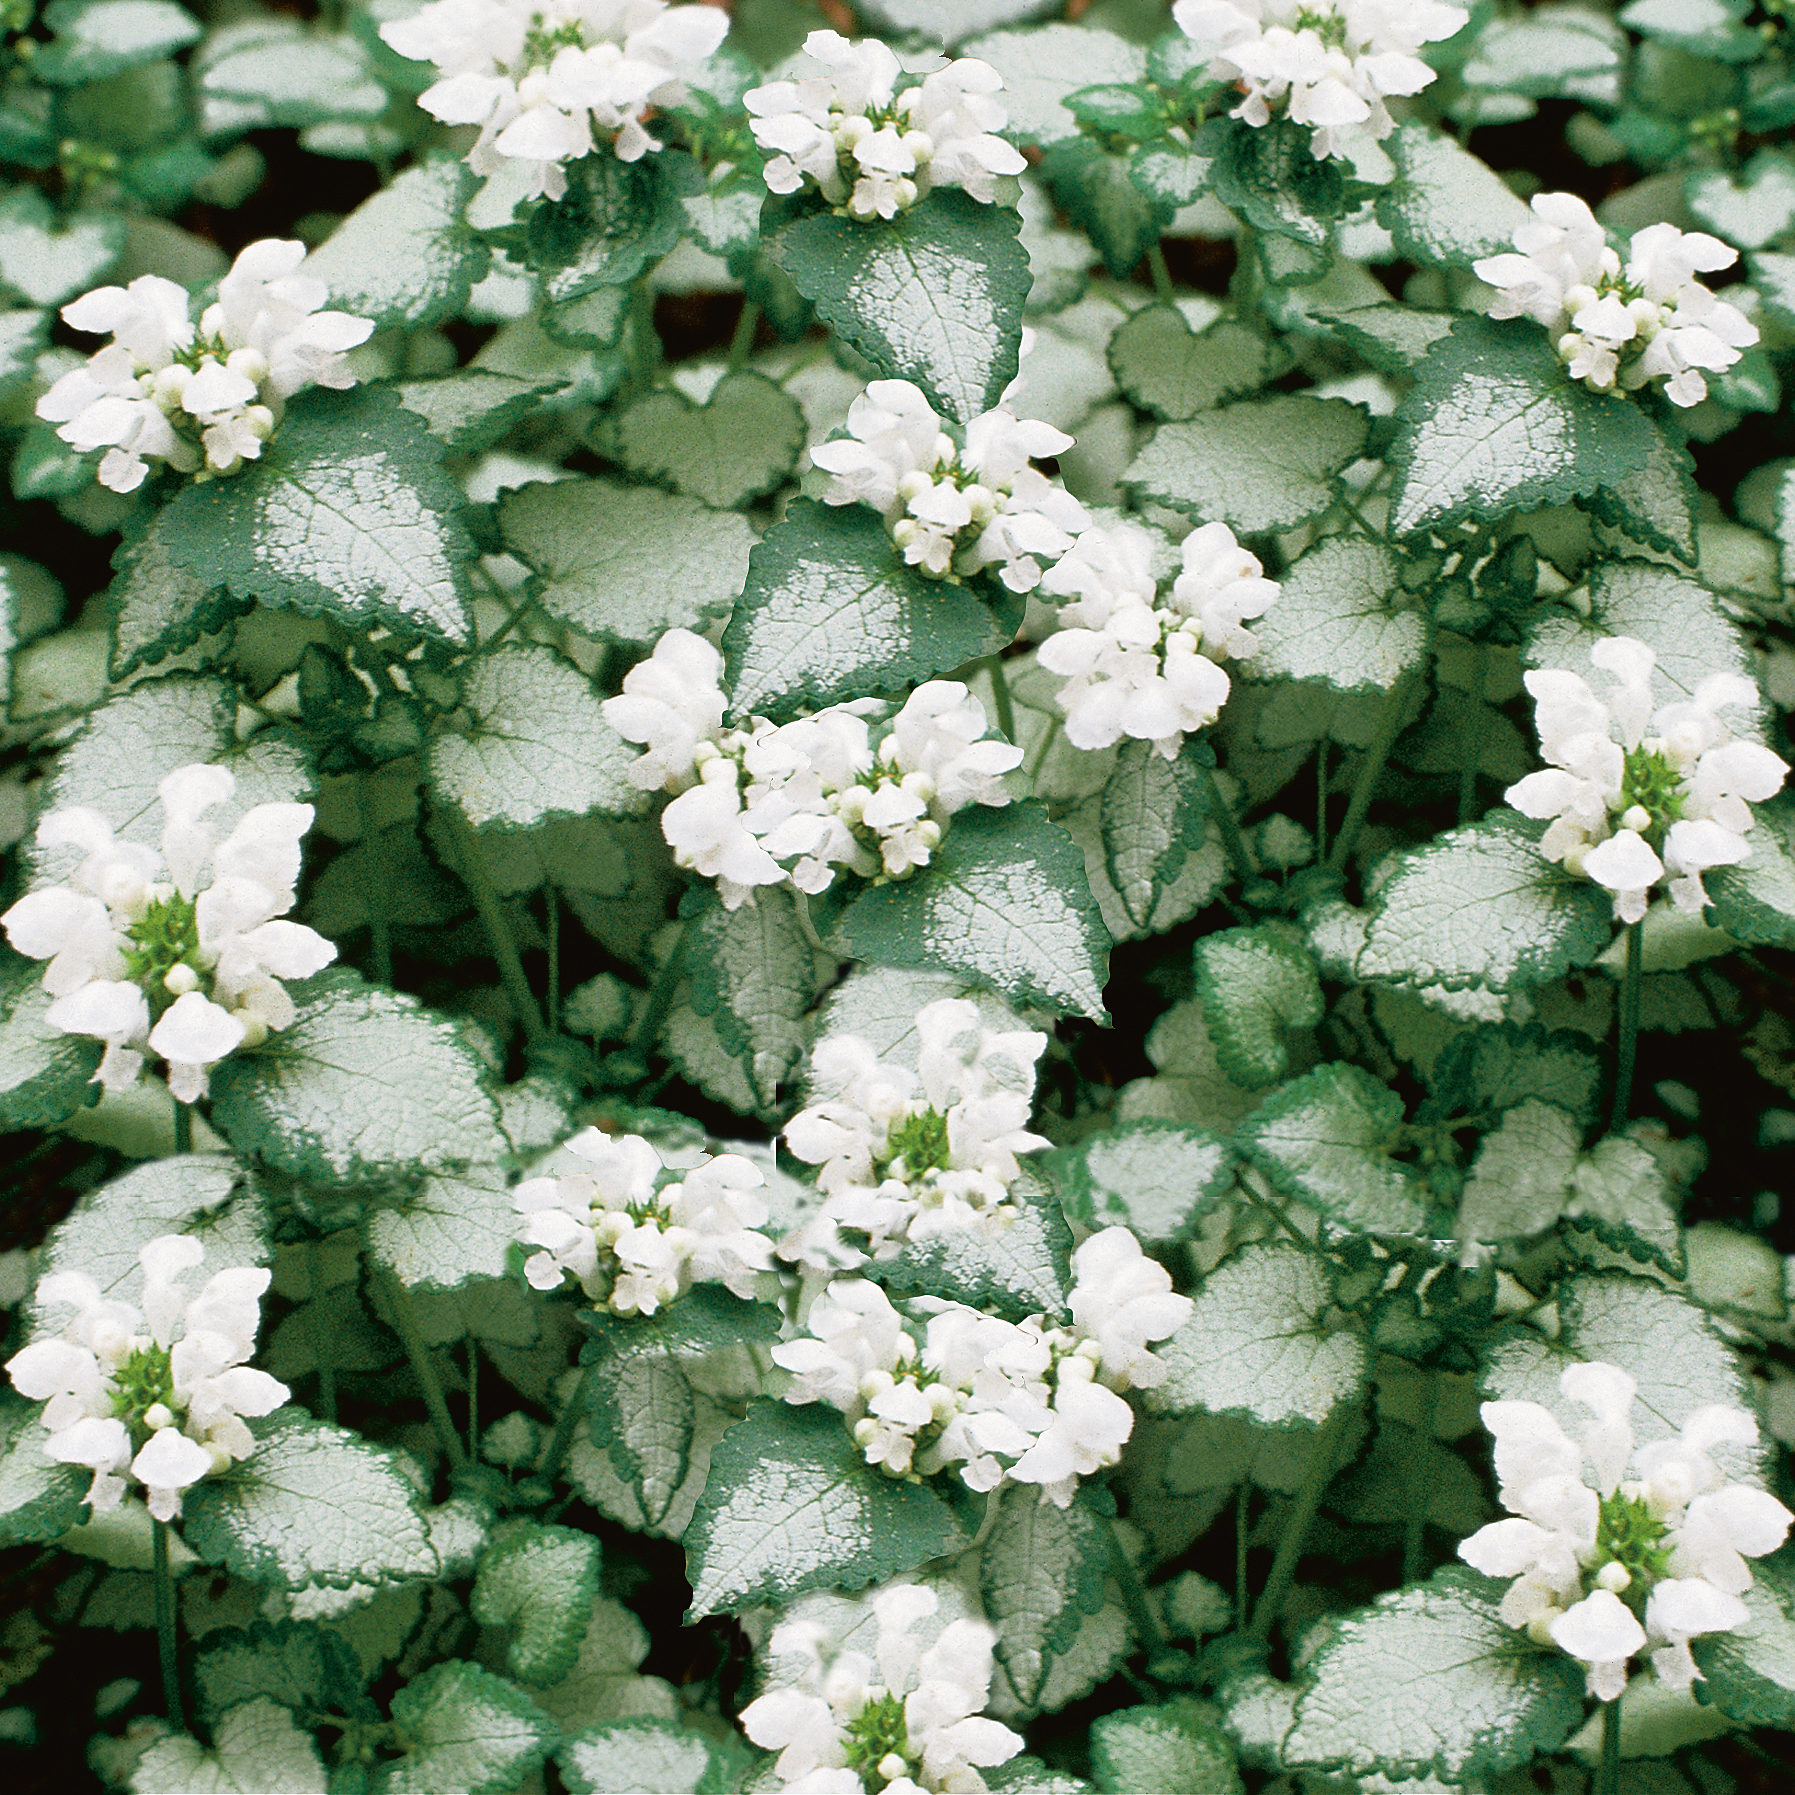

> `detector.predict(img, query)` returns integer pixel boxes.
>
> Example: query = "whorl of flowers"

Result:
[740,1583,1024,1792]
[783,998,1050,1260]
[1505,636,1788,926]
[1473,192,1759,408]
[812,379,1090,595]
[6,1235,288,1523]
[775,1230,1190,1508]
[1458,1360,1792,1701]
[1,764,337,1104]
[1037,520,1279,758]
[513,1127,775,1317]
[744,30,1026,223]
[36,240,375,494]
[601,630,1023,910]
[380,0,729,202]
[1171,0,1468,161]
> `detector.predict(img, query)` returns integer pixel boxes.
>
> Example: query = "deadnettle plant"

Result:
[603,630,1023,909]
[1,764,336,1102]
[1474,192,1759,407]
[5,1235,286,1523]
[745,31,1026,222]
[380,0,728,200]
[1459,1361,1792,1701]
[812,378,1090,593]
[513,1127,775,1316]
[36,240,374,492]
[1037,519,1280,757]
[1506,636,1789,924]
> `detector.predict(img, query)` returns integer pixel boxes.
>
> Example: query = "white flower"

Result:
[6,1235,287,1522]
[784,999,1049,1256]
[741,1583,1023,1791]
[2,764,335,1103]
[601,627,731,793]
[1505,637,1787,924]
[1458,1360,1790,1700]
[513,1129,773,1315]
[1039,520,1277,757]
[1066,1228,1192,1393]
[661,760,790,911]
[812,379,1087,592]
[1173,0,1467,160]
[382,0,729,202]
[744,31,1025,220]
[37,242,372,492]
[1474,192,1759,407]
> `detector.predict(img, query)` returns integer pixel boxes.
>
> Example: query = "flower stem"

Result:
[1457,644,1488,825]
[1146,241,1177,308]
[629,920,690,1052]
[727,298,762,372]
[977,653,1017,746]
[309,1240,337,1425]
[372,1260,467,1471]
[544,881,560,1036]
[442,805,549,1048]
[1106,1517,1166,1649]
[536,1361,595,1483]
[1235,1480,1250,1632]
[1315,739,1328,864]
[1612,920,1644,1134]
[355,777,393,987]
[475,590,538,658]
[466,1338,480,1463]
[1599,1695,1622,1795]
[1326,662,1423,877]
[153,1519,186,1735]
[1194,759,1260,886]
[1249,1399,1352,1643]
[172,1103,192,1155]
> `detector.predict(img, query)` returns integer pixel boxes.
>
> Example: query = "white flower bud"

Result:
[143,1403,175,1430]
[236,1016,268,1050]
[1619,805,1652,833]
[698,756,739,787]
[163,963,200,996]
[897,470,934,505]
[226,347,269,386]
[877,1753,910,1782]
[1526,1609,1564,1646]
[1596,1560,1632,1593]
[860,1368,896,1400]
[961,482,996,524]
[835,114,872,149]
[899,129,933,163]
[932,433,957,468]
[243,405,276,442]
[892,178,918,211]
[1564,284,1600,317]
[892,519,920,548]
[153,364,192,404]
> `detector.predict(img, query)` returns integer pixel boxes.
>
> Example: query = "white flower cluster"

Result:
[1172,0,1467,160]
[6,1236,287,1524]
[745,31,1025,224]
[1474,192,1759,408]
[602,630,1022,910]
[1038,520,1279,758]
[783,999,1050,1259]
[2,765,337,1104]
[742,1584,1023,1793]
[37,241,374,494]
[813,379,1089,594]
[381,0,728,201]
[1459,1361,1792,1701]
[513,1127,775,1316]
[1506,636,1788,925]
[776,1229,1190,1509]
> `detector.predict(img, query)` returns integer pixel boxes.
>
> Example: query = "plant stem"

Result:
[443,805,549,1048]
[1457,645,1488,825]
[1315,739,1328,865]
[1250,1399,1352,1642]
[466,1338,480,1463]
[536,1362,595,1483]
[727,298,762,372]
[630,921,690,1052]
[172,1103,192,1155]
[309,1239,337,1425]
[1146,241,1177,307]
[356,777,393,987]
[1598,1696,1622,1795]
[1235,1480,1250,1632]
[1326,662,1422,877]
[544,881,560,1035]
[1106,1518,1165,1649]
[1194,759,1259,886]
[1401,1383,1435,1585]
[153,1520,186,1734]
[1612,920,1644,1134]
[373,1261,467,1470]
[476,591,538,658]
[978,654,1017,745]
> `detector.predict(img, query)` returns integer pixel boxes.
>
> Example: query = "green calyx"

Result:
[110,1343,179,1450]
[1293,5,1350,47]
[880,1107,953,1181]
[122,894,205,1012]
[1593,1490,1673,1600]
[842,1688,914,1789]
[521,14,586,66]
[1616,745,1687,847]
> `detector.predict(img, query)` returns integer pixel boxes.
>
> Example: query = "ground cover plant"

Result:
[5,0,1795,1791]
